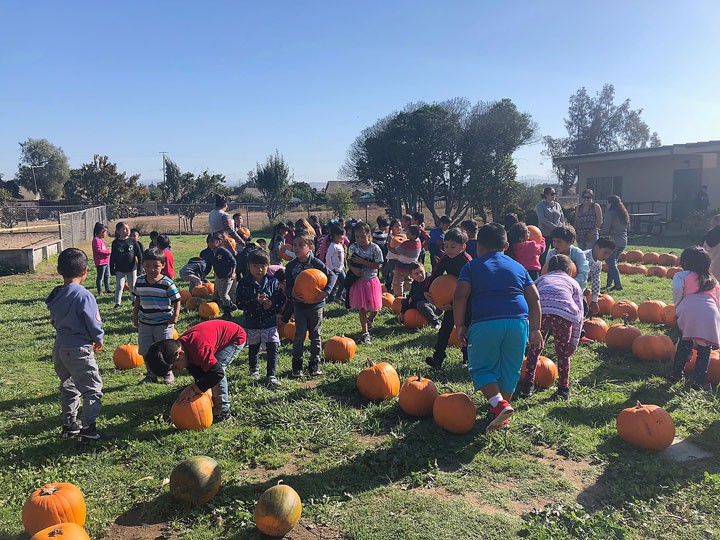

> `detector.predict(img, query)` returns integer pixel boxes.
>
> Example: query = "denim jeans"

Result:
[96,264,110,293]
[212,342,244,414]
[606,246,625,289]
[328,270,346,302]
[292,304,323,372]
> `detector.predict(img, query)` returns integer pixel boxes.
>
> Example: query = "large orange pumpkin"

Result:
[433,392,476,434]
[198,301,221,320]
[381,292,395,309]
[642,252,660,264]
[389,234,407,249]
[280,321,308,342]
[281,244,295,262]
[323,336,356,362]
[392,297,403,314]
[637,300,667,324]
[527,225,543,243]
[661,304,676,326]
[357,359,400,401]
[398,374,439,417]
[170,390,213,431]
[583,318,609,342]
[192,284,211,298]
[684,349,720,384]
[618,252,628,263]
[22,483,86,536]
[403,308,429,329]
[624,250,644,263]
[169,456,222,505]
[429,275,458,307]
[254,484,302,537]
[605,318,641,352]
[610,300,639,321]
[617,262,633,275]
[597,294,615,315]
[631,265,648,275]
[647,266,667,278]
[294,269,328,304]
[617,401,675,451]
[203,282,215,295]
[520,356,558,389]
[632,335,675,362]
[30,523,90,540]
[658,253,676,266]
[666,266,683,279]
[113,344,144,369]
[238,226,251,238]
[179,290,192,304]
[222,237,237,255]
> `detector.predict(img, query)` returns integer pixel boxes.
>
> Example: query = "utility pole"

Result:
[159,152,168,183]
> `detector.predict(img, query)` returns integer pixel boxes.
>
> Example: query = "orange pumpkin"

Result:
[169,455,222,505]
[597,294,615,315]
[281,243,295,262]
[617,401,675,451]
[541,260,577,278]
[666,266,683,279]
[179,289,192,303]
[357,359,400,401]
[661,304,676,326]
[172,327,180,340]
[617,262,633,275]
[238,226,251,238]
[647,266,667,278]
[170,390,214,431]
[203,282,215,295]
[222,237,237,255]
[185,297,202,311]
[632,334,675,362]
[684,350,720,384]
[381,292,395,308]
[618,251,627,263]
[605,318,641,352]
[433,392,476,434]
[637,300,667,324]
[429,275,458,307]
[192,284,211,298]
[658,253,676,266]
[323,336,356,363]
[527,225,543,243]
[624,250,644,263]
[631,265,648,275]
[389,234,407,249]
[30,523,90,540]
[254,484,302,537]
[294,269,328,304]
[22,483,86,536]
[610,300,639,321]
[403,308,429,329]
[280,321,308,342]
[642,252,660,264]
[520,356,558,389]
[583,318,609,342]
[392,297,403,314]
[123,281,130,291]
[198,301,221,320]
[398,374,439,417]
[113,344,144,369]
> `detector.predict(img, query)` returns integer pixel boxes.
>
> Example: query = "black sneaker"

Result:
[309,367,323,377]
[291,370,303,378]
[553,386,571,401]
[213,410,231,423]
[78,425,116,443]
[518,379,534,399]
[113,304,121,310]
[221,311,233,321]
[266,376,281,388]
[249,370,260,381]
[432,321,442,330]
[60,423,80,439]
[425,356,443,370]
[361,332,371,344]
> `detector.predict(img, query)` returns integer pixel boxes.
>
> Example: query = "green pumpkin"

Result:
[169,456,221,505]
[254,484,302,537]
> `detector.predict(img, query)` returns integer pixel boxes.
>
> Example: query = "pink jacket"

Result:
[92,236,111,266]
[511,238,545,271]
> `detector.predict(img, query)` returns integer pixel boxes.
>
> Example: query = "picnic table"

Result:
[629,212,663,235]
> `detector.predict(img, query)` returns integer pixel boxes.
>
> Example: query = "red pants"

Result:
[524,314,575,389]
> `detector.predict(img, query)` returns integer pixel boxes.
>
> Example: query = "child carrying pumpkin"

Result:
[145,319,246,423]
[286,235,337,377]
[668,246,720,391]
[453,223,544,432]
[135,247,182,385]
[583,236,617,316]
[348,221,384,344]
[389,225,422,297]
[400,262,440,328]
[424,228,472,369]
[506,222,545,280]
[519,254,584,400]
[235,250,285,387]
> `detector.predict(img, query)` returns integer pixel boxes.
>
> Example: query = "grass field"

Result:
[1,234,719,539]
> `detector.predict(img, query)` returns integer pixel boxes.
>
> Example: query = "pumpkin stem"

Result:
[636,400,643,408]
[39,485,60,496]
[366,358,376,367]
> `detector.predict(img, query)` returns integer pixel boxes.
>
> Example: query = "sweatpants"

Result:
[53,343,104,428]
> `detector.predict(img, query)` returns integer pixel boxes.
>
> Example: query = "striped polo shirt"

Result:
[133,275,182,325]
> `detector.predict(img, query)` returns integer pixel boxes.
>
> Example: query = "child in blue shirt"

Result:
[544,225,590,290]
[45,248,110,443]
[428,215,452,269]
[454,223,543,433]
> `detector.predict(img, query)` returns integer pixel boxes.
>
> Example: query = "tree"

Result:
[0,174,21,200]
[543,84,661,194]
[291,181,317,213]
[177,170,227,231]
[251,151,292,222]
[64,155,147,205]
[329,189,356,218]
[15,138,70,200]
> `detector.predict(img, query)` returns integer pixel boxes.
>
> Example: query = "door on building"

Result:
[672,169,702,220]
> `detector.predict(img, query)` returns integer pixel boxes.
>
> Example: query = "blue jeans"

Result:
[96,264,110,293]
[328,270,346,302]
[606,246,625,289]
[212,343,244,414]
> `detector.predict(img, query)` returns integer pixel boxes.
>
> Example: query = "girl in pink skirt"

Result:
[669,246,720,391]
[348,221,384,344]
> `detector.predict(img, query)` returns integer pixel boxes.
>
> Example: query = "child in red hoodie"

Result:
[507,222,545,280]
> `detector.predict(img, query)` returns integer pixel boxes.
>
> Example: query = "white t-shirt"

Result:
[326,242,345,272]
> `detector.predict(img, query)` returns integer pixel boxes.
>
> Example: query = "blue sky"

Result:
[1,1,719,189]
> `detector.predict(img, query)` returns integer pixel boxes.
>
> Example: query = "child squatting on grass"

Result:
[453,223,544,433]
[520,254,583,400]
[46,248,112,442]
[668,246,720,391]
[144,319,247,423]
[134,247,182,385]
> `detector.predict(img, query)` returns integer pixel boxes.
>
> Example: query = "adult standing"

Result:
[534,187,566,263]
[209,195,242,244]
[600,195,630,291]
[702,214,720,279]
[574,189,603,250]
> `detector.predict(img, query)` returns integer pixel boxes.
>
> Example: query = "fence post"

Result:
[25,208,29,232]
[58,212,63,245]
[178,209,182,236]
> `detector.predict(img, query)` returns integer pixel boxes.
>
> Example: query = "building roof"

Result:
[553,140,720,166]
[323,180,374,195]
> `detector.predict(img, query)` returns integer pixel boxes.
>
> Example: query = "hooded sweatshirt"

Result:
[46,282,104,348]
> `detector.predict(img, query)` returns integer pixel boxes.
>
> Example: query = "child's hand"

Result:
[132,315,139,328]
[262,298,273,310]
[317,291,329,301]
[589,301,600,314]
[529,330,545,350]
[177,384,199,404]
[456,325,468,347]
[258,293,267,304]
[424,292,434,304]
[93,342,103,353]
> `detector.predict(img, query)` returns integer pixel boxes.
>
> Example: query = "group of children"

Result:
[49,209,720,441]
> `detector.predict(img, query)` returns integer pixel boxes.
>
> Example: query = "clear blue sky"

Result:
[1,1,719,189]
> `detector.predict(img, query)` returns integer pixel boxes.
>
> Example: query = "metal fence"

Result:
[60,206,107,248]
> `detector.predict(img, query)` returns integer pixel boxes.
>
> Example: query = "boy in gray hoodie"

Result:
[46,248,111,442]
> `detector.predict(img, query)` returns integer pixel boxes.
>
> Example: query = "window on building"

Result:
[586,176,623,200]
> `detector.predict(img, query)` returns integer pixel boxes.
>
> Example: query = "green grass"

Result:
[0,235,719,539]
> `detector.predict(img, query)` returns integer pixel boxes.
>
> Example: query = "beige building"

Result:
[554,140,720,221]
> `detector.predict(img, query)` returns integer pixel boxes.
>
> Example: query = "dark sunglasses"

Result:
[582,195,592,199]
[548,192,556,196]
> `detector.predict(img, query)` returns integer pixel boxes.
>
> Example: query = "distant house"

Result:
[239,187,263,199]
[11,186,40,207]
[323,180,374,198]
[554,140,720,220]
